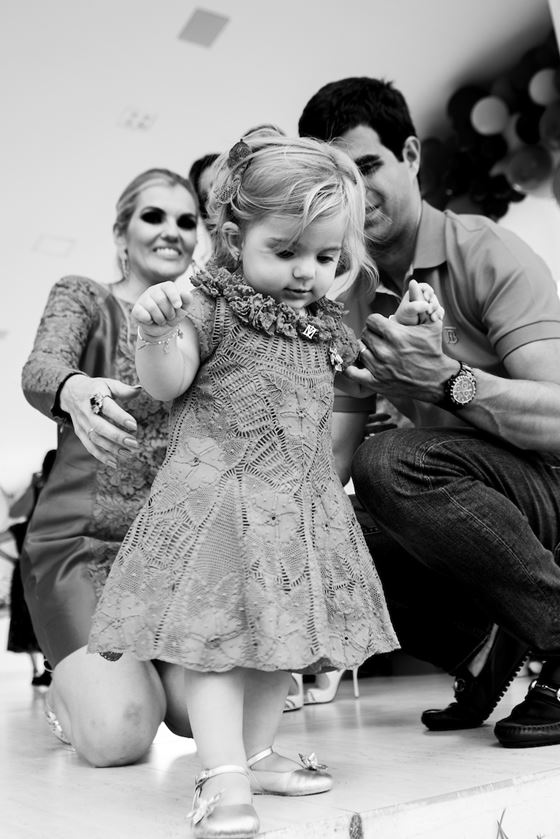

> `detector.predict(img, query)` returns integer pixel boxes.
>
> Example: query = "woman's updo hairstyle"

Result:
[207,130,376,287]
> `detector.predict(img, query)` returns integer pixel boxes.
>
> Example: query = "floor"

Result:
[2,614,560,839]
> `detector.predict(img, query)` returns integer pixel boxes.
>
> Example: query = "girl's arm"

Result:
[133,282,201,401]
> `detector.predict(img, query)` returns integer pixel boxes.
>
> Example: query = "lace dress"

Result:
[88,266,398,673]
[20,276,170,667]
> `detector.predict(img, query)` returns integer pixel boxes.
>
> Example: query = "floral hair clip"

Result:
[215,139,252,204]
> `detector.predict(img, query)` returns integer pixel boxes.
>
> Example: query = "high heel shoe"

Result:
[247,746,332,796]
[283,673,303,712]
[303,667,359,705]
[44,697,72,745]
[188,765,259,838]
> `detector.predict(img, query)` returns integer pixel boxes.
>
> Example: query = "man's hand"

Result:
[358,313,457,403]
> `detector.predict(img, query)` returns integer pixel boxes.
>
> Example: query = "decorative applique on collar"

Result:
[191,262,346,344]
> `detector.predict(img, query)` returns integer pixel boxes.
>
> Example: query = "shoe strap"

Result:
[195,764,249,790]
[247,747,273,768]
[530,679,560,702]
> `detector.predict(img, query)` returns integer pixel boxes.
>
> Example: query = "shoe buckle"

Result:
[529,678,560,702]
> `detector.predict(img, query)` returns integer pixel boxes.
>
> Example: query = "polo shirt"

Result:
[335,201,560,428]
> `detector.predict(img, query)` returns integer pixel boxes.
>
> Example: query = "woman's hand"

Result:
[59,375,142,467]
[132,282,193,338]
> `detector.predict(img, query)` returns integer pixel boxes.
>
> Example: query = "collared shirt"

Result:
[335,201,560,428]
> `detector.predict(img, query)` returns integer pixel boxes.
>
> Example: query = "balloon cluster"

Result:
[420,29,560,219]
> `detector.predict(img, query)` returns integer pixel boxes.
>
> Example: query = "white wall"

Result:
[0,0,555,495]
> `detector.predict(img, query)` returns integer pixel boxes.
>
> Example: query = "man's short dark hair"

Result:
[188,153,220,219]
[298,77,417,161]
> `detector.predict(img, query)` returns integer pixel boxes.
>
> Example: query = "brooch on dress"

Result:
[329,344,344,372]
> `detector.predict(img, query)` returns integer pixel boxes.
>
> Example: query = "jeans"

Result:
[351,427,560,673]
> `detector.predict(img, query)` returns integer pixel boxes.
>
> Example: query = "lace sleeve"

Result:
[183,288,219,360]
[334,321,362,369]
[21,276,103,421]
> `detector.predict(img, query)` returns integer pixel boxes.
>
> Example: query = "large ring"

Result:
[90,393,107,415]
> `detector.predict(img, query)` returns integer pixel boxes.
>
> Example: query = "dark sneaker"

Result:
[421,629,529,731]
[494,678,560,748]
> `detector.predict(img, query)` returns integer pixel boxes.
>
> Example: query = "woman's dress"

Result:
[20,276,170,666]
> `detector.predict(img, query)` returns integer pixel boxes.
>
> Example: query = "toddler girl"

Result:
[89,133,435,838]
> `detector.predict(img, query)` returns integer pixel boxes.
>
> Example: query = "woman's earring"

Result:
[120,250,130,279]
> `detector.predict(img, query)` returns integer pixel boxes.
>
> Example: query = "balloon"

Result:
[510,47,546,93]
[470,96,509,135]
[481,197,511,220]
[445,194,481,214]
[419,137,446,195]
[529,68,560,106]
[505,145,553,192]
[486,173,514,201]
[502,113,525,151]
[539,101,560,149]
[491,75,525,112]
[447,86,486,128]
[516,104,546,144]
[469,173,492,204]
[477,135,508,166]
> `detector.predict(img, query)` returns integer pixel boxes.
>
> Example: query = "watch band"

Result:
[441,362,477,410]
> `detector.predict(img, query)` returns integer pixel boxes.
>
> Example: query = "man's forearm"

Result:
[452,370,560,453]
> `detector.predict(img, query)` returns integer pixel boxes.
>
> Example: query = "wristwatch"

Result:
[441,362,477,409]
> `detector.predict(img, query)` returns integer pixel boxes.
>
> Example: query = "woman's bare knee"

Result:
[52,647,166,766]
[73,701,158,767]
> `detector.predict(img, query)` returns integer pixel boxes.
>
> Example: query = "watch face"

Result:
[451,375,475,405]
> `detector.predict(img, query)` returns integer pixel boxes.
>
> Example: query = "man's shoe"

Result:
[421,629,529,731]
[494,671,560,748]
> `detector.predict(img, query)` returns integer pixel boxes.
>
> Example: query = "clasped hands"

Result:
[341,313,447,403]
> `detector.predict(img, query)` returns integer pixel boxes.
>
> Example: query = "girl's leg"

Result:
[243,670,295,769]
[153,660,193,737]
[49,645,166,767]
[243,670,332,795]
[185,669,251,805]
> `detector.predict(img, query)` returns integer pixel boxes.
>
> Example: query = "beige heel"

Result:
[303,667,360,705]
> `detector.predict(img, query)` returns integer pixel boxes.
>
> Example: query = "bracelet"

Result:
[137,325,183,354]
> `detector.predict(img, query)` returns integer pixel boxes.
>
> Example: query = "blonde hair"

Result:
[207,133,377,289]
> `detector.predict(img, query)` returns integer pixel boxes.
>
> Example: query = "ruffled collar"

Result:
[191,262,346,343]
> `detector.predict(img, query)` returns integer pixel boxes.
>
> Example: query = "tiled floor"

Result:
[2,615,560,839]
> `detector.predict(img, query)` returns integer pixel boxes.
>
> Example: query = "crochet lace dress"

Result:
[88,266,398,673]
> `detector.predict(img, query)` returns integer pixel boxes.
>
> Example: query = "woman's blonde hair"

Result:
[207,133,377,289]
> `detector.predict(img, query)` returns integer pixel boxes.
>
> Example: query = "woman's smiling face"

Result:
[122,183,198,284]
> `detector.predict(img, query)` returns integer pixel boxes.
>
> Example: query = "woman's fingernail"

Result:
[107,459,118,469]
[123,437,138,448]
[124,420,137,431]
[118,448,133,457]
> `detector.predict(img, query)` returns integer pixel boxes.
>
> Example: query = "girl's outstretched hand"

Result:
[132,282,193,337]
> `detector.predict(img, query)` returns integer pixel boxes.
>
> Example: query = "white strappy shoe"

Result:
[303,667,360,704]
[283,674,303,712]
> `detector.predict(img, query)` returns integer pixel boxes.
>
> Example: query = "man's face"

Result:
[334,124,420,248]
